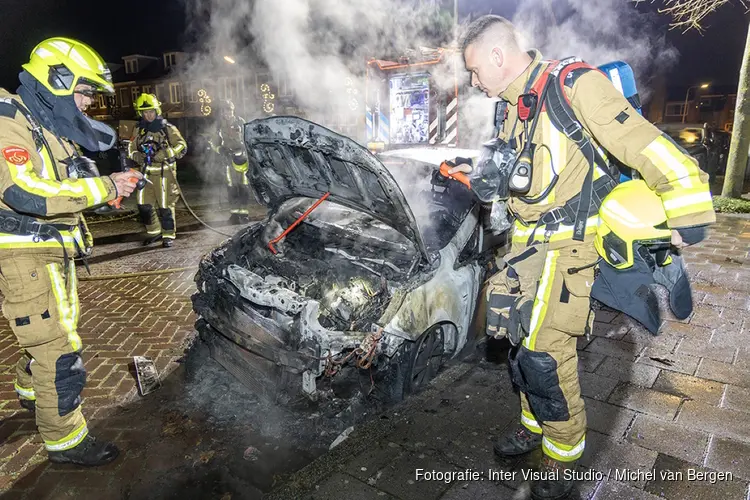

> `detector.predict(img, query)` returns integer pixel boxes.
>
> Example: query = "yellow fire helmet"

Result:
[22,37,114,96]
[135,93,162,117]
[594,179,673,270]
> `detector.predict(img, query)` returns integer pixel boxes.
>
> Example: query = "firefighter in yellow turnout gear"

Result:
[209,99,251,224]
[0,37,142,466]
[130,94,187,248]
[455,16,715,500]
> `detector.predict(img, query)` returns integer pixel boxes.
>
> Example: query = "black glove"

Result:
[676,225,708,246]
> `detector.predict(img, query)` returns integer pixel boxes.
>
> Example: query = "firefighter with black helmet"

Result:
[451,15,715,499]
[209,99,251,223]
[0,36,143,466]
[129,93,187,248]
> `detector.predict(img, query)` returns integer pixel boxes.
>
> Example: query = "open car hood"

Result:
[245,116,430,261]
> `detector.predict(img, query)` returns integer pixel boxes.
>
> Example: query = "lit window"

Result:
[170,83,182,104]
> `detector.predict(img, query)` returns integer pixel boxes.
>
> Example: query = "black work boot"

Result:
[48,434,119,467]
[531,455,575,500]
[228,213,240,224]
[238,214,251,224]
[493,425,543,457]
[143,234,162,246]
[162,238,174,248]
[19,399,35,412]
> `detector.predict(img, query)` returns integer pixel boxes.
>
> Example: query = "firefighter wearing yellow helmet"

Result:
[129,93,187,247]
[0,37,143,466]
[451,16,715,499]
[208,99,251,223]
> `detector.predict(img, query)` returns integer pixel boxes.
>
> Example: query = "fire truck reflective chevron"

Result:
[442,96,458,145]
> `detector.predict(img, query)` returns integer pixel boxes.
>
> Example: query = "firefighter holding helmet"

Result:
[129,93,187,247]
[448,15,715,499]
[0,37,143,466]
[208,98,251,223]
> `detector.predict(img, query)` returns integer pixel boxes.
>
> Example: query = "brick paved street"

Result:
[0,192,747,499]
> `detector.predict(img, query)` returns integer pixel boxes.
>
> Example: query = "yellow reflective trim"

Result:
[45,421,88,451]
[524,250,558,351]
[47,263,82,351]
[0,227,83,253]
[542,435,585,462]
[511,215,600,245]
[642,136,695,189]
[226,166,233,186]
[14,383,36,400]
[521,410,542,434]
[7,158,106,206]
[161,176,167,207]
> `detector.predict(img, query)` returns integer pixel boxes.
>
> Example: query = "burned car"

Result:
[192,117,507,404]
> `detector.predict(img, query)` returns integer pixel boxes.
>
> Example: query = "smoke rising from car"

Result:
[509,0,678,100]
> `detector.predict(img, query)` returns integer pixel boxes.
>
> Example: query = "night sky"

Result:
[0,0,746,91]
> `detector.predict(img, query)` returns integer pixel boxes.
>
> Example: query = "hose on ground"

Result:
[173,175,237,238]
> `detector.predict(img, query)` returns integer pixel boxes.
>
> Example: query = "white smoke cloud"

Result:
[509,0,678,100]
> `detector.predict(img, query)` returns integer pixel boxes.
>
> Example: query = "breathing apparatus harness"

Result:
[443,57,619,246]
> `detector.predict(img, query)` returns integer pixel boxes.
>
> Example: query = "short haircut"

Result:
[460,15,521,53]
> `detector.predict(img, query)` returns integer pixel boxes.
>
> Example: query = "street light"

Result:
[682,83,710,123]
[224,56,236,64]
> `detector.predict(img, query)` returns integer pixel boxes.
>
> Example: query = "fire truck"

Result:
[365,46,475,152]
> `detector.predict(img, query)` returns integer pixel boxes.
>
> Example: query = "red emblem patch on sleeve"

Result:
[2,146,30,165]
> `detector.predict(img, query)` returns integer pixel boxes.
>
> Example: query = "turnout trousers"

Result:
[137,165,179,240]
[0,255,88,451]
[486,238,598,462]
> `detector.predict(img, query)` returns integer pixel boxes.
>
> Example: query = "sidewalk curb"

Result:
[264,359,477,500]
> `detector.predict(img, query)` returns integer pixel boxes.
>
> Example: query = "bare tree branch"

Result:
[632,0,748,33]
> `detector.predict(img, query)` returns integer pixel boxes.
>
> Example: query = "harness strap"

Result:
[0,210,74,277]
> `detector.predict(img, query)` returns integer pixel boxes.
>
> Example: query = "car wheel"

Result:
[403,325,445,395]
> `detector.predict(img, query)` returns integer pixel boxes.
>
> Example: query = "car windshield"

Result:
[380,156,475,252]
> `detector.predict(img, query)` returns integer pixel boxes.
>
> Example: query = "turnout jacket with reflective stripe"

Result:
[497,51,715,249]
[129,121,187,171]
[0,89,117,257]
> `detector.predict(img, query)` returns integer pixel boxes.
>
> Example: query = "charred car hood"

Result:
[245,116,429,261]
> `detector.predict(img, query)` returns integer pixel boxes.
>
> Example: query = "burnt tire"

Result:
[403,325,445,395]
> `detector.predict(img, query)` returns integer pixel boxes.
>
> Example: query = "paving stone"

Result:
[578,371,619,402]
[577,351,606,373]
[644,453,749,500]
[705,437,750,481]
[651,371,724,406]
[695,359,750,389]
[637,347,701,376]
[660,321,714,340]
[591,479,662,500]
[621,328,682,351]
[591,321,629,340]
[678,400,750,443]
[678,338,737,364]
[579,430,658,488]
[607,383,683,420]
[733,347,750,370]
[344,444,407,483]
[710,327,749,348]
[593,309,620,324]
[584,337,641,361]
[594,356,661,387]
[722,385,750,413]
[626,414,709,465]
[369,449,458,500]
[584,397,636,438]
[309,472,397,500]
[438,429,497,471]
[439,479,516,499]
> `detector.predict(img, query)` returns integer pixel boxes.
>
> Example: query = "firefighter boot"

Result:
[493,425,542,458]
[48,434,120,467]
[229,213,240,224]
[143,234,163,246]
[530,455,575,500]
[162,238,173,248]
